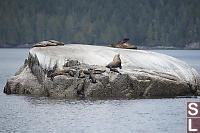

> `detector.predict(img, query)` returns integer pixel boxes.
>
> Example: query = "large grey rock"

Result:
[4,44,200,99]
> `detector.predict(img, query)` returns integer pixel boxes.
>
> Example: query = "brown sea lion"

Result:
[32,42,47,47]
[47,68,76,80]
[49,40,65,45]
[78,68,85,78]
[108,38,137,49]
[32,41,50,47]
[32,40,65,47]
[106,54,122,69]
[46,42,57,46]
[93,69,106,74]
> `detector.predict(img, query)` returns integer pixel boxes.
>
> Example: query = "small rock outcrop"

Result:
[3,42,200,99]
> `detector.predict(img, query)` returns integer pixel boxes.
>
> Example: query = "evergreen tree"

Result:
[0,0,200,47]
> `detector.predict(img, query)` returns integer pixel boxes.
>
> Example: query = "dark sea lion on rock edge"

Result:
[106,54,122,69]
[110,68,120,74]
[93,69,106,74]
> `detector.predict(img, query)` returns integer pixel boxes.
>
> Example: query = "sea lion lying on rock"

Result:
[32,40,65,47]
[49,40,65,45]
[47,68,76,80]
[108,38,137,49]
[93,69,106,74]
[110,68,120,73]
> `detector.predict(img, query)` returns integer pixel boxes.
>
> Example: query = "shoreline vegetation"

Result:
[0,0,200,48]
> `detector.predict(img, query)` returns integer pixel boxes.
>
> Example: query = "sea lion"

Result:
[106,54,122,69]
[49,40,65,45]
[46,42,57,46]
[108,38,137,49]
[32,40,65,47]
[83,70,90,75]
[89,72,97,83]
[117,38,129,44]
[110,68,120,73]
[32,42,47,47]
[120,42,137,49]
[47,68,76,80]
[69,70,75,77]
[32,41,49,47]
[78,68,85,78]
[93,69,106,74]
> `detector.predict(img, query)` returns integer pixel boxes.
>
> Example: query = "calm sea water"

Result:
[0,49,200,133]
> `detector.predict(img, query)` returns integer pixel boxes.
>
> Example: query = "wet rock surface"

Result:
[4,43,200,99]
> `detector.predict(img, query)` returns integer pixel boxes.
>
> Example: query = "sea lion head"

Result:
[113,54,121,62]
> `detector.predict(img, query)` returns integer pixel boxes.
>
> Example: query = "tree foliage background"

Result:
[0,0,200,47]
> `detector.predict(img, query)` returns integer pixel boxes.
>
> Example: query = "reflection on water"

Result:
[0,49,200,133]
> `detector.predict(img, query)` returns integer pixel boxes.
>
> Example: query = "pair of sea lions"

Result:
[108,38,137,49]
[32,40,65,47]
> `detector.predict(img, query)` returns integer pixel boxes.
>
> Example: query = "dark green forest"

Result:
[0,0,200,47]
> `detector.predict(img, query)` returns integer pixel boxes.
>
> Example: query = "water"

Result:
[0,49,200,133]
